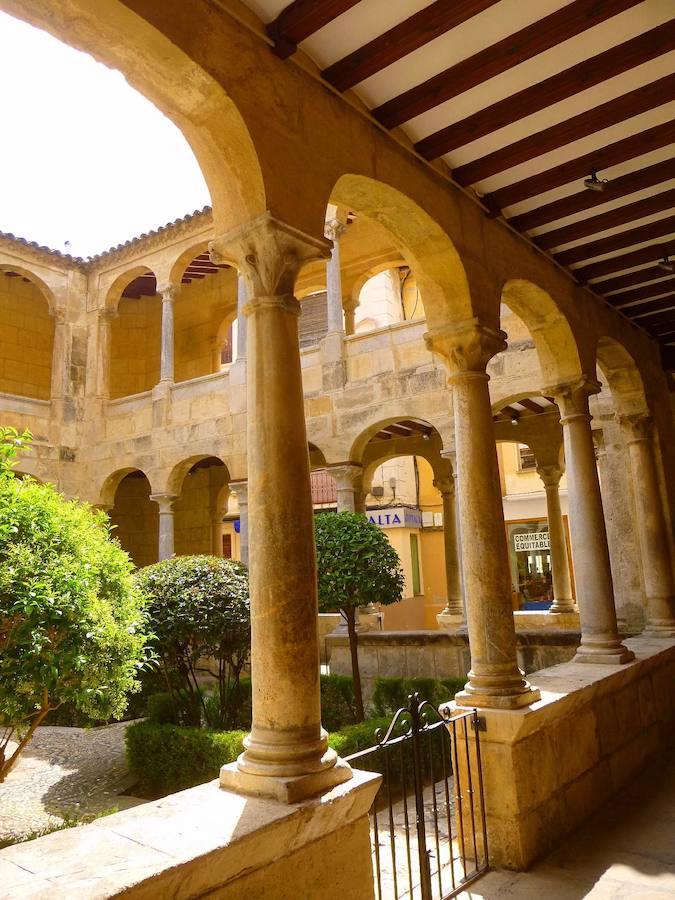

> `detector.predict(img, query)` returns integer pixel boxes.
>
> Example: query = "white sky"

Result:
[0,11,211,259]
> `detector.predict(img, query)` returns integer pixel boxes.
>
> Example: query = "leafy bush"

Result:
[321,674,357,731]
[0,427,150,782]
[136,556,250,730]
[371,676,467,717]
[315,513,404,721]
[125,721,246,797]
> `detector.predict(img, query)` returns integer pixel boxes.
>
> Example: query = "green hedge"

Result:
[371,675,466,717]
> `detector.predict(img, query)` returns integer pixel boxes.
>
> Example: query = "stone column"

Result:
[235,272,248,362]
[96,309,115,400]
[343,304,356,337]
[536,465,575,613]
[433,476,464,619]
[212,213,351,802]
[619,414,675,634]
[50,308,69,401]
[427,321,539,709]
[328,464,364,513]
[159,284,177,385]
[548,380,633,663]
[229,480,249,566]
[324,219,347,334]
[150,493,177,561]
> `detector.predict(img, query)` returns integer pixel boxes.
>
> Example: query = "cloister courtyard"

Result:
[0,1,674,898]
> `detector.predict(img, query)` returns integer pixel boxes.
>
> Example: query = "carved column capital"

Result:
[157,283,180,304]
[425,319,506,379]
[537,465,563,488]
[328,464,363,489]
[545,377,601,423]
[324,218,348,243]
[229,480,248,504]
[149,492,178,512]
[433,476,455,497]
[210,212,330,301]
[617,412,653,444]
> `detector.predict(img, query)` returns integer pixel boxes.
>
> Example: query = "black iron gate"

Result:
[345,694,488,900]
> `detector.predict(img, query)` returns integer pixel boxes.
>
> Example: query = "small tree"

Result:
[136,555,250,730]
[315,512,404,721]
[0,428,149,782]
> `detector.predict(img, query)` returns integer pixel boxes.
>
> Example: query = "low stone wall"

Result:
[326,630,580,702]
[449,635,675,871]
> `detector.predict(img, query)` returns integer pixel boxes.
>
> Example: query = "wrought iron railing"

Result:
[346,694,488,900]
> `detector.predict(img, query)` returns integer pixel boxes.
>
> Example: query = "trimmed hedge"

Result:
[371,675,466,717]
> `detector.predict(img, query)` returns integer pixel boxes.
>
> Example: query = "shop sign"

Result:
[513,531,550,552]
[368,507,422,529]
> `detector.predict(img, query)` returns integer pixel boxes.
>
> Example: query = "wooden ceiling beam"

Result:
[519,398,546,414]
[414,18,675,159]
[383,424,414,438]
[609,277,675,306]
[536,188,675,251]
[454,74,675,187]
[509,158,675,232]
[267,0,360,59]
[322,0,498,92]
[500,405,522,419]
[484,119,675,213]
[576,241,675,282]
[398,419,434,435]
[374,0,641,131]
[555,216,675,267]
[633,308,675,328]
[622,294,675,318]
[593,266,671,294]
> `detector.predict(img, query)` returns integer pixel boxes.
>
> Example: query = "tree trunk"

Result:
[346,606,365,723]
[0,704,50,783]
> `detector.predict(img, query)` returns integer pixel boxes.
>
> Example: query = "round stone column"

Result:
[426,321,539,709]
[433,476,464,618]
[229,480,249,566]
[96,309,116,400]
[548,380,633,663]
[324,219,347,335]
[158,284,177,385]
[536,465,575,613]
[235,272,248,362]
[212,214,351,802]
[328,464,364,513]
[150,493,177,561]
[619,414,675,634]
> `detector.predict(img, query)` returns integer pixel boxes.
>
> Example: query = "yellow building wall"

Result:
[416,457,446,628]
[0,273,54,399]
[110,295,161,398]
[174,463,229,556]
[499,441,568,496]
[174,268,237,383]
[378,526,427,630]
[109,473,158,569]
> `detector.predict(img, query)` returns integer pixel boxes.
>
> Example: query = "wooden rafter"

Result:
[454,74,675,187]
[484,119,675,213]
[518,398,546,414]
[374,0,642,132]
[622,294,675,318]
[414,19,675,159]
[594,266,673,295]
[509,158,675,233]
[609,277,675,306]
[267,0,360,59]
[577,241,675,282]
[556,216,675,267]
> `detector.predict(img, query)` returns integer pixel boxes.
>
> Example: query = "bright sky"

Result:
[0,12,211,259]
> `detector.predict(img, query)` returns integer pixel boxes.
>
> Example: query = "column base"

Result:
[642,620,675,637]
[437,610,465,631]
[548,601,578,614]
[220,757,353,803]
[573,639,635,665]
[455,671,540,710]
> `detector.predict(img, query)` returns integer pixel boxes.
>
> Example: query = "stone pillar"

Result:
[159,284,177,385]
[96,309,115,400]
[427,321,539,709]
[548,380,633,663]
[229,480,249,567]
[328,464,364,513]
[235,272,248,362]
[50,308,69,401]
[212,213,351,802]
[619,414,675,634]
[343,304,356,337]
[150,493,177,561]
[433,476,464,621]
[324,219,347,335]
[536,465,575,613]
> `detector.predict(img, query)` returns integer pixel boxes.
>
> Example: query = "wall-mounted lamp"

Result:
[658,255,675,274]
[583,169,608,192]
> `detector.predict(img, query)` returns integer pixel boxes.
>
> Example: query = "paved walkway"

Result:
[0,723,144,842]
[461,753,675,899]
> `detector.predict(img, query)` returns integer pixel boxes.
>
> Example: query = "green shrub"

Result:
[146,693,180,725]
[371,676,466,717]
[125,721,246,797]
[321,674,357,731]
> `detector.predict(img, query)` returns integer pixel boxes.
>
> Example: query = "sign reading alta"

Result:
[368,507,422,529]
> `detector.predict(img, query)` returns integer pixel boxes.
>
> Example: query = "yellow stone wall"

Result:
[174,268,236,383]
[109,473,158,569]
[0,273,53,399]
[110,295,161,398]
[174,463,229,556]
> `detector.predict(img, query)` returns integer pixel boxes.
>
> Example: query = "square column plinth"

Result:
[0,770,381,899]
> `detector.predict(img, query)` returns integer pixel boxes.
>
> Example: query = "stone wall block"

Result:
[561,760,613,835]
[551,708,600,786]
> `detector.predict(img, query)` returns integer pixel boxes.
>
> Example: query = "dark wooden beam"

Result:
[373,0,641,131]
[519,398,546,414]
[622,294,675,318]
[414,19,675,159]
[577,241,675,282]
[322,0,498,92]
[609,277,675,306]
[555,216,675,267]
[454,74,675,187]
[509,158,675,233]
[501,405,521,420]
[593,266,671,295]
[484,119,675,213]
[660,346,675,369]
[384,424,414,438]
[633,309,675,328]
[398,419,433,435]
[536,188,675,251]
[267,0,360,59]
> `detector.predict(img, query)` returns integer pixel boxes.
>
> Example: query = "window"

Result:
[518,444,536,471]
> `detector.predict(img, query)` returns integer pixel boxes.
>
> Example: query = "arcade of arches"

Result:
[0,2,674,897]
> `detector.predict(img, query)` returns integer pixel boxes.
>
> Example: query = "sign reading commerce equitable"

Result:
[513,531,550,552]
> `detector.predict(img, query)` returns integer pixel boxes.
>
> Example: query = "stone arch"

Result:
[165,454,230,497]
[329,175,473,330]
[595,335,649,418]
[98,466,152,508]
[501,280,583,387]
[1,0,266,235]
[0,262,57,315]
[104,266,157,314]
